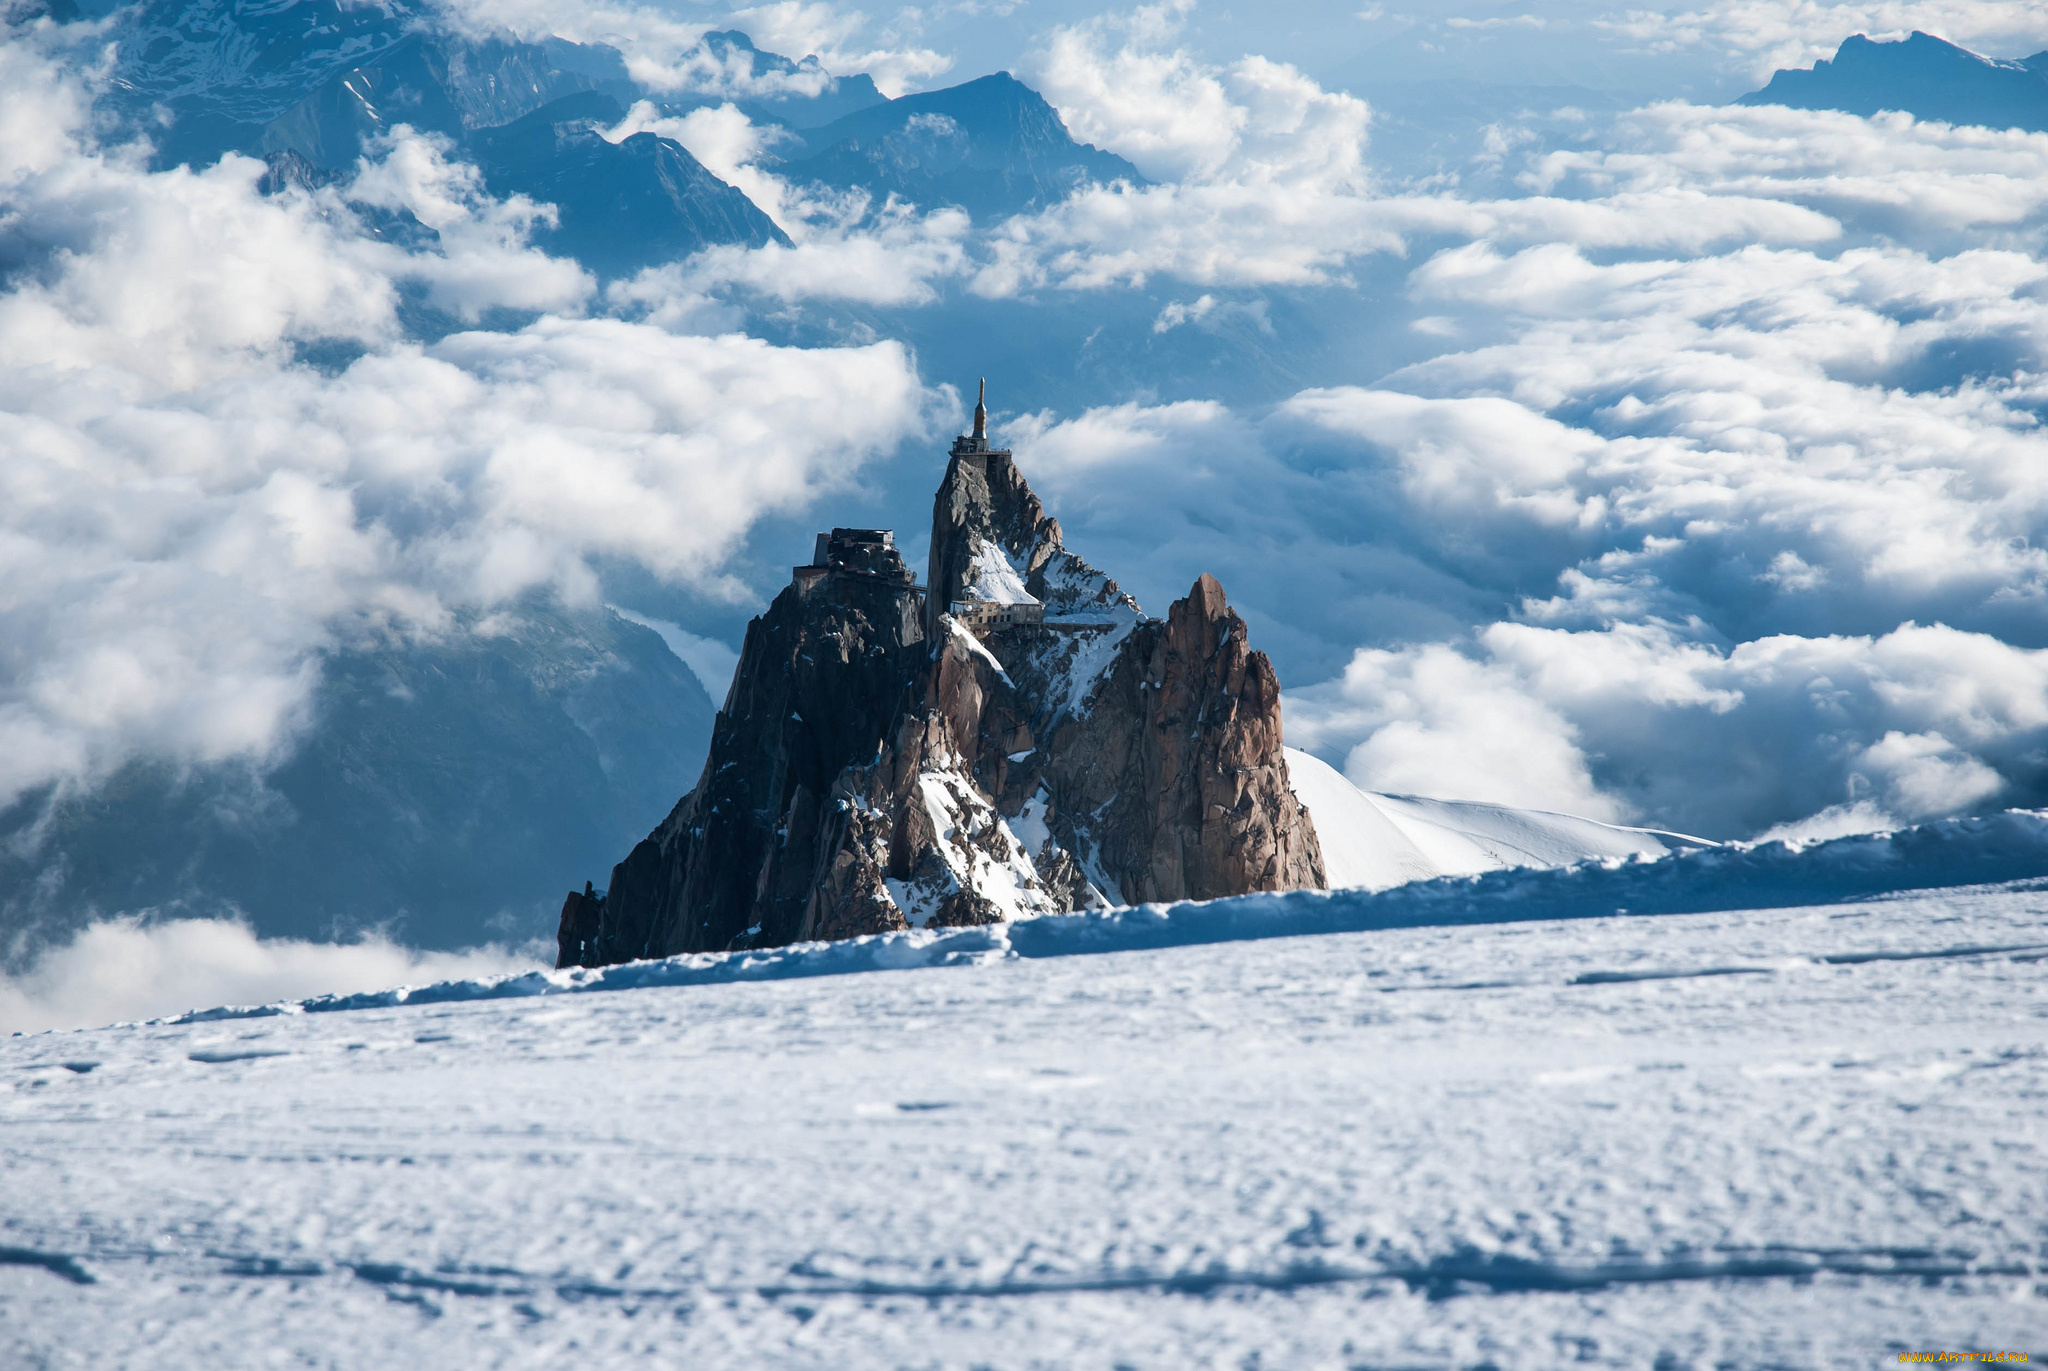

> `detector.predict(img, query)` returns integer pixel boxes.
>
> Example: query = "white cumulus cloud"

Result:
[0,28,937,812]
[0,918,536,1034]
[1596,0,2048,78]
[1287,621,2048,838]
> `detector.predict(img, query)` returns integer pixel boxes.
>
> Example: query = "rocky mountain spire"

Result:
[1039,572,1325,902]
[558,417,1322,967]
[927,393,1140,640]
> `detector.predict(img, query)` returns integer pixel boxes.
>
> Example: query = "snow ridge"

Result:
[164,808,2048,1023]
[1286,748,1709,889]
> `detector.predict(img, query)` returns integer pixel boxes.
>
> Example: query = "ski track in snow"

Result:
[5,832,2048,1365]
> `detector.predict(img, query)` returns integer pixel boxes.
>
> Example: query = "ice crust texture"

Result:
[3,835,2045,1365]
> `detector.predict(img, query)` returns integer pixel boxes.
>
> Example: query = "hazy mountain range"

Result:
[0,602,716,954]
[90,0,1139,278]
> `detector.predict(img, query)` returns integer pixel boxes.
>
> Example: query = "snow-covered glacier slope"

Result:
[1287,747,1710,889]
[4,826,2047,1367]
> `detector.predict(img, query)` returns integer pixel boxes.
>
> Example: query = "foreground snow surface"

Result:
[6,879,2047,1366]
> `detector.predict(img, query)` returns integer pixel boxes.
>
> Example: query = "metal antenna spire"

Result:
[972,378,987,442]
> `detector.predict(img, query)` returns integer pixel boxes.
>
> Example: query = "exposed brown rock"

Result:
[1039,574,1324,904]
[799,798,908,943]
[557,422,1323,969]
[930,887,1004,927]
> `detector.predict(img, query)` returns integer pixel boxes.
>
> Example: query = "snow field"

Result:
[1286,748,1701,888]
[4,881,2045,1368]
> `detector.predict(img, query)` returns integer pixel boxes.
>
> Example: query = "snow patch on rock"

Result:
[1007,616,1139,724]
[961,536,1039,606]
[944,614,1013,684]
[885,739,1070,929]
[1035,551,1144,623]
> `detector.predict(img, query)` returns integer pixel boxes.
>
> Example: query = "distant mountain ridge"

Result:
[85,0,1137,276]
[1,603,718,957]
[1740,31,2048,131]
[776,72,1145,219]
[676,29,887,130]
[102,0,439,165]
[247,31,790,276]
[92,0,785,279]
[469,92,792,274]
[254,33,632,173]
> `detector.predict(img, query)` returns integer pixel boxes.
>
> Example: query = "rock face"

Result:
[1043,573,1324,903]
[580,529,929,963]
[560,420,1323,968]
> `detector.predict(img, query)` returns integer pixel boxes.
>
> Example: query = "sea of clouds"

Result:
[4,0,2047,1028]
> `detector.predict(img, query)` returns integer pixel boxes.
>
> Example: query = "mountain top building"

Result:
[951,376,1002,459]
[788,381,1043,635]
[945,379,1045,633]
[791,527,921,596]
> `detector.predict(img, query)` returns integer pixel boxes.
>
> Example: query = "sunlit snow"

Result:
[961,537,1040,606]
[1287,749,1707,890]
[4,823,2045,1366]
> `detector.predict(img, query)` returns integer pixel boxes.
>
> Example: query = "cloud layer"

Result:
[0,27,935,810]
[1285,621,2047,838]
[0,917,535,1033]
[8,0,2048,943]
[982,62,2048,839]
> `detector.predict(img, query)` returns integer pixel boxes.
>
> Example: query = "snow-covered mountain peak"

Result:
[1285,748,1712,891]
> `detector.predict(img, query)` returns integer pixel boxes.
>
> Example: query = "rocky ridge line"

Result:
[558,423,1322,968]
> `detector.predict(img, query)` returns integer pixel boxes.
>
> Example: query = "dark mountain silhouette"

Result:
[470,93,791,275]
[1739,31,2048,131]
[777,72,1145,219]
